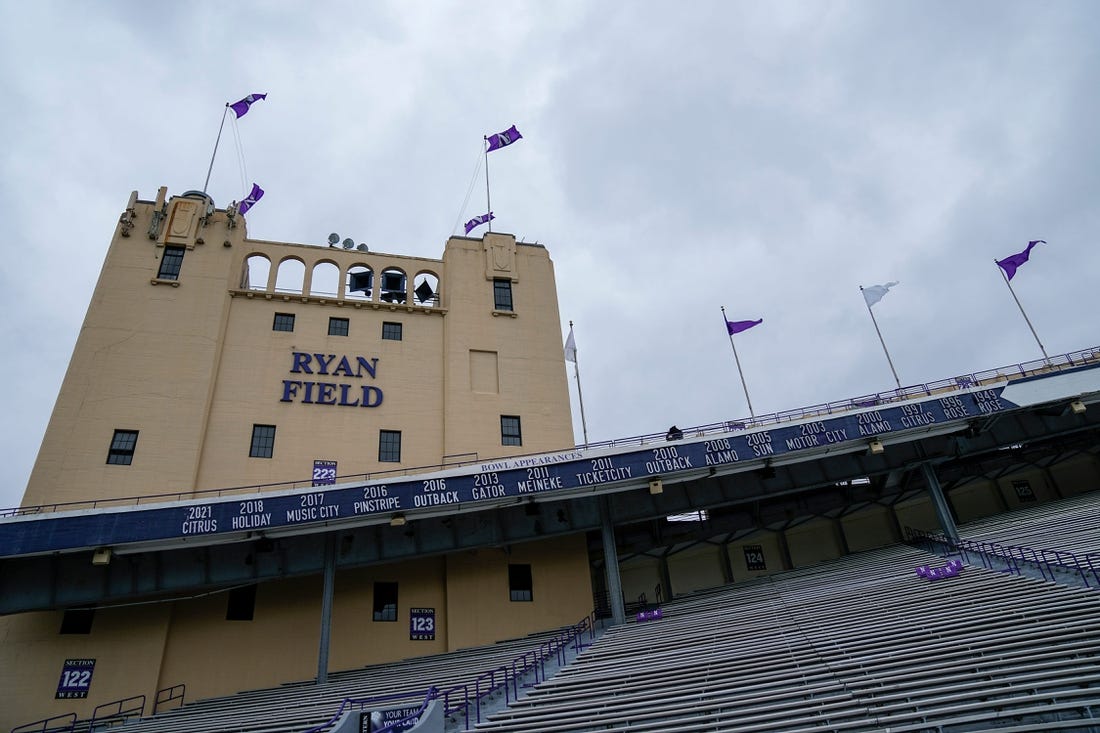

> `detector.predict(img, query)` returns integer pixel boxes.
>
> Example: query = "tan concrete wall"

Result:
[894,495,940,534]
[619,555,661,606]
[949,478,1006,523]
[840,505,898,552]
[1050,454,1100,496]
[0,605,171,732]
[785,518,844,568]
[996,468,1054,510]
[444,534,592,649]
[667,544,725,595]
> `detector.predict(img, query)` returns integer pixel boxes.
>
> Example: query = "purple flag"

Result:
[238,183,264,215]
[997,239,1045,280]
[726,318,762,335]
[486,125,522,152]
[229,93,267,118]
[464,211,495,234]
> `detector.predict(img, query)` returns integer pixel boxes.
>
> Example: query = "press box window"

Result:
[509,564,533,602]
[106,430,139,465]
[328,317,350,337]
[226,585,257,621]
[157,245,185,280]
[273,313,295,332]
[501,416,522,446]
[382,322,403,341]
[250,424,276,458]
[493,279,513,311]
[373,582,398,621]
[379,430,402,462]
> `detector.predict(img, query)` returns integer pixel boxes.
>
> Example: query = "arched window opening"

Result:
[242,254,271,291]
[379,268,407,304]
[413,272,440,307]
[346,265,373,301]
[310,261,340,298]
[274,258,306,294]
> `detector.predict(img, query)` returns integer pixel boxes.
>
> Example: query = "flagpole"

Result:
[568,321,590,447]
[997,260,1049,361]
[860,287,902,390]
[483,137,492,233]
[721,307,756,418]
[202,104,230,198]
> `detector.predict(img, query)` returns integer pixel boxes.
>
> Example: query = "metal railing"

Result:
[152,683,185,715]
[905,527,1100,588]
[3,345,1096,519]
[89,694,145,730]
[9,713,76,733]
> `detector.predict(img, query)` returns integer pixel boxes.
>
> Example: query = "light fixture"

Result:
[389,514,407,527]
[1070,400,1086,415]
[91,548,112,566]
[649,479,664,495]
[868,439,885,455]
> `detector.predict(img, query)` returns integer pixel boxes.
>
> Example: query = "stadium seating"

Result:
[474,541,1100,732]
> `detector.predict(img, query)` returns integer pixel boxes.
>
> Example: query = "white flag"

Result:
[564,328,577,363]
[862,281,899,308]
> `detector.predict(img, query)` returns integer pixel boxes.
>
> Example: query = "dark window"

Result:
[106,430,139,465]
[382,322,403,341]
[157,246,185,280]
[60,608,95,634]
[501,416,522,446]
[226,585,257,621]
[379,430,402,462]
[373,582,398,622]
[329,317,349,337]
[273,313,295,332]
[250,424,276,458]
[493,279,513,311]
[509,564,533,602]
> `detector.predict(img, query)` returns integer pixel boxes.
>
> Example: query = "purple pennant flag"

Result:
[997,240,1045,281]
[726,318,763,336]
[229,93,267,118]
[486,125,522,152]
[237,183,264,215]
[464,211,495,234]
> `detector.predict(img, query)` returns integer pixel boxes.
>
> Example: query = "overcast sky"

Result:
[1,1,1097,510]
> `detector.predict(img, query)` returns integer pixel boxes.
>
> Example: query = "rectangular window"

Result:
[373,582,398,622]
[493,279,513,311]
[328,317,350,337]
[59,608,95,635]
[379,430,402,462]
[157,246,185,280]
[226,585,257,621]
[501,416,522,446]
[509,564,533,602]
[250,424,276,458]
[106,430,139,465]
[382,322,403,341]
[273,313,295,332]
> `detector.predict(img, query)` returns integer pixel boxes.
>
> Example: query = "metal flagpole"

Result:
[568,321,589,446]
[860,287,902,390]
[483,137,492,233]
[202,104,230,198]
[997,261,1049,361]
[721,307,756,418]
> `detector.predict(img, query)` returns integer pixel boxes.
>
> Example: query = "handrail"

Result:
[153,683,185,715]
[3,345,1096,519]
[90,694,145,729]
[301,610,597,733]
[9,713,76,733]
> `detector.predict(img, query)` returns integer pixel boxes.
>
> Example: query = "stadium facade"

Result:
[1,188,591,727]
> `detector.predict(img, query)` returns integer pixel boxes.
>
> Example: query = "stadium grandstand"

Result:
[2,187,1099,732]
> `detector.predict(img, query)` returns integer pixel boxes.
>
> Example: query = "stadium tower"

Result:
[0,188,593,727]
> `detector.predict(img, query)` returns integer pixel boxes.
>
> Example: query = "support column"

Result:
[922,462,959,543]
[317,534,337,684]
[658,551,673,602]
[599,496,626,625]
